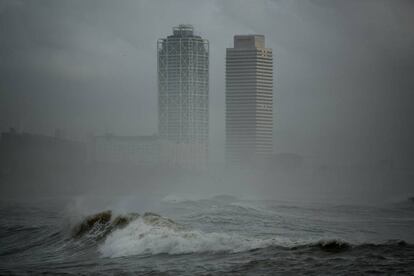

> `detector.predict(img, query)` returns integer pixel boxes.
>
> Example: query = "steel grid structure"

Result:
[157,24,209,167]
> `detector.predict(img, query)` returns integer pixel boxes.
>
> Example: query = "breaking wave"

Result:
[98,215,279,257]
[69,211,413,259]
[71,210,140,240]
[70,210,281,257]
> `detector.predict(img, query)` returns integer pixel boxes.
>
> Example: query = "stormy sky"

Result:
[1,0,413,166]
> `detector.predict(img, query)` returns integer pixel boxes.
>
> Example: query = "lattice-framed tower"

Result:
[157,24,209,168]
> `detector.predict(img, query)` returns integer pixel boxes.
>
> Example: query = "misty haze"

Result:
[0,0,413,275]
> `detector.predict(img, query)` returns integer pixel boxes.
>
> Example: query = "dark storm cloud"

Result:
[1,0,413,165]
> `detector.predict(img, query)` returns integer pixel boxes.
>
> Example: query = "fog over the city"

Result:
[1,0,414,202]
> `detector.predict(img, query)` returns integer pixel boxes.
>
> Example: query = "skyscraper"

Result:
[225,35,273,165]
[157,24,209,167]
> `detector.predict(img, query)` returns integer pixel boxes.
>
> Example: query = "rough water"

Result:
[1,195,413,275]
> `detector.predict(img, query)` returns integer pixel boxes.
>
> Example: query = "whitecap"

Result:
[99,215,281,257]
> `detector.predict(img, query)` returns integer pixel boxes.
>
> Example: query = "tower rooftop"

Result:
[234,35,265,49]
[173,24,194,37]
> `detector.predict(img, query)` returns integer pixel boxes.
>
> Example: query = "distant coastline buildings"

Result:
[1,28,275,170]
[0,128,87,192]
[225,35,274,165]
[157,24,209,168]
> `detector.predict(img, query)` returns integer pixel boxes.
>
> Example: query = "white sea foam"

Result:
[99,215,283,257]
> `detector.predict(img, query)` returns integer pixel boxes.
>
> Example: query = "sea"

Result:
[0,195,413,275]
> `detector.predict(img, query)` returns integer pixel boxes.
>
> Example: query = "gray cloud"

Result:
[1,0,413,165]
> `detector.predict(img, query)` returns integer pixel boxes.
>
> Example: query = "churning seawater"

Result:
[0,195,413,275]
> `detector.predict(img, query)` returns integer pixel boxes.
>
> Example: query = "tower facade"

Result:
[157,25,209,167]
[225,35,273,165]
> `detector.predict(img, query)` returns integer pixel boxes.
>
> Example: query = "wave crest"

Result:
[315,239,351,252]
[291,239,411,253]
[71,210,140,240]
[72,211,412,259]
[98,214,276,257]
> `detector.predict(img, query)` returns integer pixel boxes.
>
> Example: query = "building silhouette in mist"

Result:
[157,24,209,168]
[0,128,87,194]
[225,35,273,165]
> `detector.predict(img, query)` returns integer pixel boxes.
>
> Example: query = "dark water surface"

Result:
[1,195,413,275]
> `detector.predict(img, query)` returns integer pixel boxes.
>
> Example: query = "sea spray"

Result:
[99,214,279,257]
